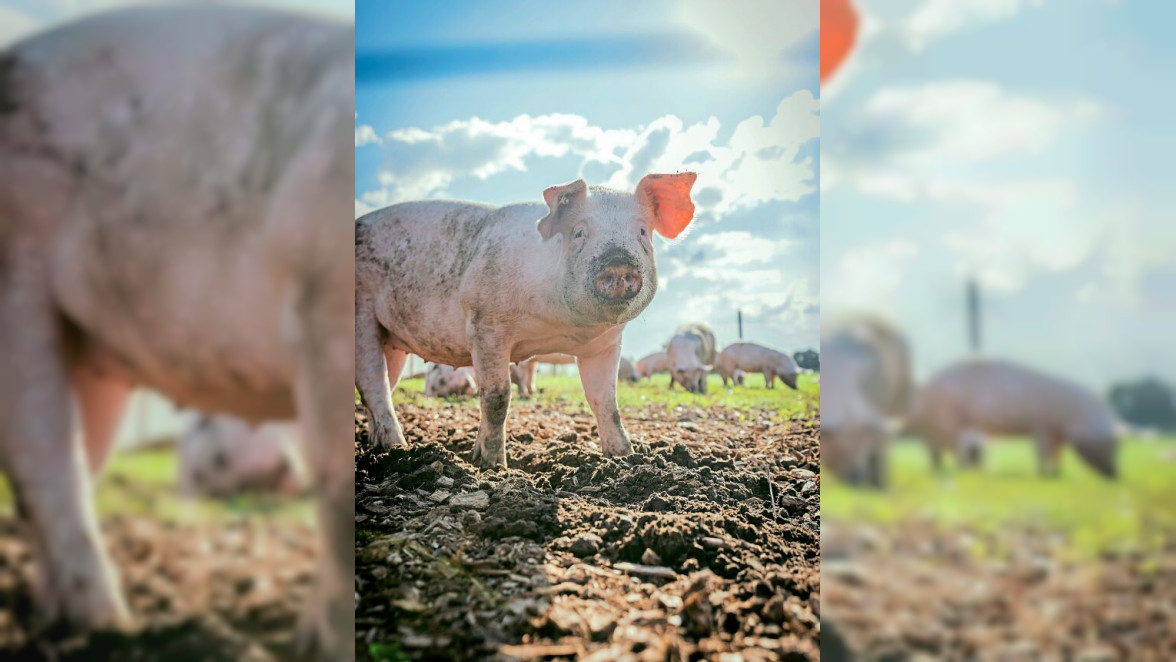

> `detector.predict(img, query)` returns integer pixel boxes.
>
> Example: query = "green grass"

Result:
[822,437,1176,560]
[389,371,820,419]
[0,445,312,523]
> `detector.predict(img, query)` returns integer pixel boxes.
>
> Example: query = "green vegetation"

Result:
[391,371,820,419]
[822,437,1176,559]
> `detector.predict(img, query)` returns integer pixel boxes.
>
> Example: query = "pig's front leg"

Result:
[470,335,512,468]
[578,342,634,457]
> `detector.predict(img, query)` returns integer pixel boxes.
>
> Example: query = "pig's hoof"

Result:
[39,576,132,634]
[471,441,507,469]
[370,419,405,448]
[601,437,634,457]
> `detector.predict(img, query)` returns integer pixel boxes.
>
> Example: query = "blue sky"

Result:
[822,0,1176,390]
[356,0,821,361]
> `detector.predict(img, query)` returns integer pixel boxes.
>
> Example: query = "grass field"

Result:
[822,437,1176,559]
[389,371,820,419]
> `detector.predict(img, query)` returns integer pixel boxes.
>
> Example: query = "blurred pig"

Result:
[425,363,477,398]
[635,350,670,380]
[715,342,799,389]
[820,315,913,488]
[356,173,698,467]
[908,359,1119,478]
[617,356,640,383]
[178,414,305,499]
[511,353,575,398]
[665,323,716,393]
[0,6,352,655]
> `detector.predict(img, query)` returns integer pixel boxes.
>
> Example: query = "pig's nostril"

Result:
[594,263,642,301]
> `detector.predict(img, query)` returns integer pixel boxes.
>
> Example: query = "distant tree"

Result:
[1109,378,1176,431]
[794,349,819,372]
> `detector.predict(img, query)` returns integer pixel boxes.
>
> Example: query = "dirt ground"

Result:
[822,520,1176,661]
[0,509,316,661]
[355,401,821,661]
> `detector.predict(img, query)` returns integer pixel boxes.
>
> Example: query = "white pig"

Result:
[356,173,698,467]
[510,352,575,398]
[908,359,1119,478]
[425,363,478,398]
[820,314,913,488]
[715,342,799,390]
[635,351,669,381]
[0,7,353,656]
[177,414,306,498]
[665,323,716,393]
[617,356,640,383]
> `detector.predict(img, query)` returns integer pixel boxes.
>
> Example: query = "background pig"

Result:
[820,315,913,488]
[177,414,306,499]
[715,342,799,389]
[665,323,717,393]
[617,357,640,383]
[0,6,352,656]
[908,359,1119,478]
[511,353,575,398]
[635,351,669,381]
[425,363,478,398]
[356,173,697,467]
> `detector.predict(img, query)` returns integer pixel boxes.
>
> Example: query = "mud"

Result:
[0,511,315,661]
[355,401,821,661]
[822,521,1176,661]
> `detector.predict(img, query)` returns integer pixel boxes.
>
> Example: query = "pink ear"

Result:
[537,179,588,240]
[637,172,697,239]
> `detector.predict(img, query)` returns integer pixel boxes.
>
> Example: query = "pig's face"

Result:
[538,173,696,326]
[667,335,707,393]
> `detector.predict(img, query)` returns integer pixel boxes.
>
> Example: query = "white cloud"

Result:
[355,198,375,219]
[359,92,820,217]
[828,239,919,309]
[899,0,1044,51]
[355,124,380,147]
[680,0,819,76]
[0,5,40,47]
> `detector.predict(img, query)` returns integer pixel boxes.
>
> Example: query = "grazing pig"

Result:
[511,352,575,398]
[908,359,1119,478]
[617,356,640,383]
[715,342,799,389]
[0,6,353,657]
[665,323,716,393]
[820,314,913,488]
[425,363,478,398]
[177,414,306,499]
[356,173,698,467]
[635,351,669,380]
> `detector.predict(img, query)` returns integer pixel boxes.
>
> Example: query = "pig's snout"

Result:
[593,257,642,302]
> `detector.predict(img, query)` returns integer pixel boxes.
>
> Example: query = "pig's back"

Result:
[673,322,717,364]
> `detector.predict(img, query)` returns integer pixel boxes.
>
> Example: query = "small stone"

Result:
[428,489,451,503]
[570,533,603,557]
[461,510,482,527]
[436,475,455,488]
[641,548,662,565]
[449,490,489,509]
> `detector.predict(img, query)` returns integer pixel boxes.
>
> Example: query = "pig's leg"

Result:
[668,374,676,390]
[524,359,538,398]
[578,343,633,457]
[355,298,404,447]
[470,337,512,468]
[290,281,354,659]
[73,360,131,476]
[1036,431,1063,478]
[765,369,776,389]
[0,256,128,629]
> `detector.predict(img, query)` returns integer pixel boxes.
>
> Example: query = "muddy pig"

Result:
[0,6,352,657]
[715,341,798,389]
[425,363,478,398]
[356,173,698,467]
[665,323,717,393]
[908,359,1119,478]
[178,414,306,499]
[820,314,913,488]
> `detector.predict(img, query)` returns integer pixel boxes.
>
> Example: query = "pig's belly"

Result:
[51,227,296,420]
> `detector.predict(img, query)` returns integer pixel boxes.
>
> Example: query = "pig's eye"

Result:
[573,225,586,239]
[640,227,647,236]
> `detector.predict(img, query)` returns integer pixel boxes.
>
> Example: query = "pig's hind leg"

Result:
[355,297,406,447]
[0,248,129,631]
[470,334,512,468]
[578,343,634,457]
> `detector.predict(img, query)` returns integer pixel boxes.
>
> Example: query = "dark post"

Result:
[967,278,981,352]
[737,310,743,340]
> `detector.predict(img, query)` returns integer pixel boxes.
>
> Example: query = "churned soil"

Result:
[355,401,821,661]
[822,520,1176,661]
[0,510,316,661]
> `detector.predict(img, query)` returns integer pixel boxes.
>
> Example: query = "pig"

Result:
[908,359,1119,478]
[356,173,698,467]
[665,323,716,393]
[617,356,640,383]
[0,7,353,657]
[635,351,669,381]
[733,369,747,386]
[425,363,478,398]
[715,342,799,389]
[820,314,913,488]
[177,414,306,499]
[511,352,575,398]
